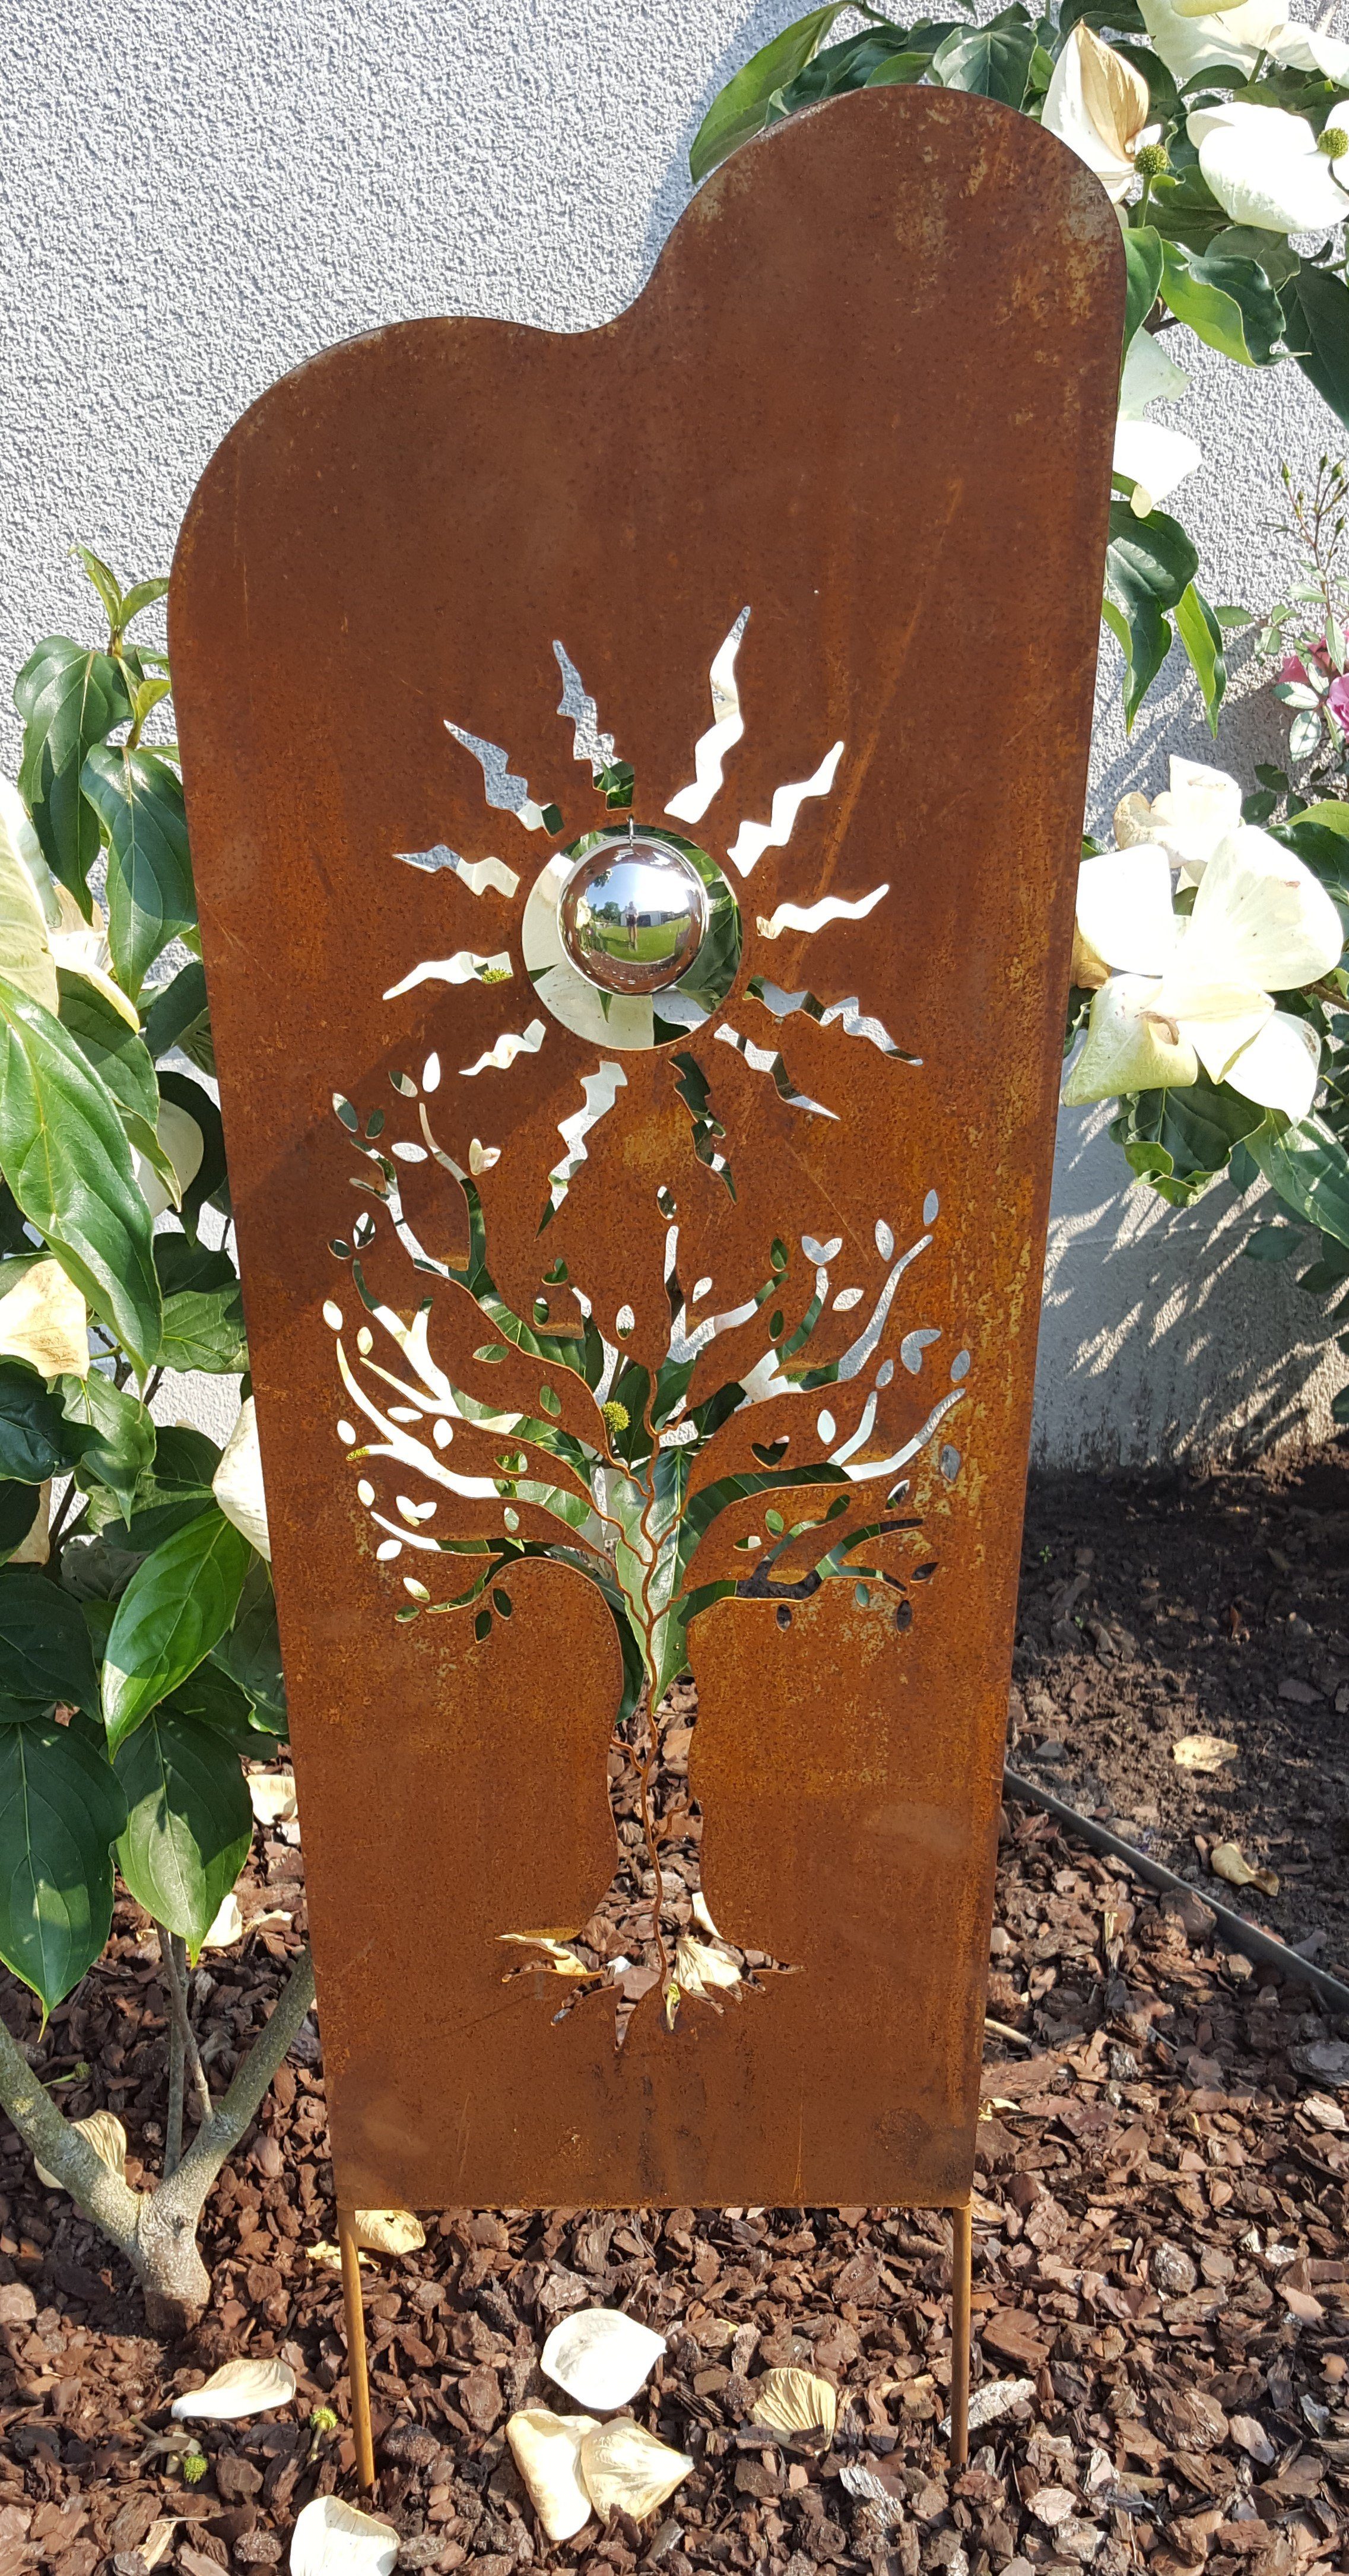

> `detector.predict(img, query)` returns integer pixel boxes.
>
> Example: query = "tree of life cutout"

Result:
[323,615,971,2045]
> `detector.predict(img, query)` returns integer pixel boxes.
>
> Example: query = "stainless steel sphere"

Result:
[557,836,709,996]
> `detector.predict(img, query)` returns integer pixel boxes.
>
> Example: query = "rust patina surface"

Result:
[170,88,1122,2213]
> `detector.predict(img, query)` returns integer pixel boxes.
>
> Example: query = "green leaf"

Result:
[156,1073,228,1241]
[1104,501,1198,729]
[172,1652,280,1753]
[931,5,1035,103]
[59,1371,157,1525]
[118,577,170,631]
[14,639,132,904]
[689,7,852,179]
[1216,225,1299,290]
[1147,160,1229,255]
[101,1505,252,1755]
[72,546,124,634]
[80,747,194,999]
[0,1716,126,2010]
[154,1234,236,1297]
[0,1361,69,1482]
[113,1706,250,1957]
[1175,582,1227,735]
[1248,1111,1349,1250]
[0,975,160,1370]
[1112,1074,1263,1204]
[0,1482,41,1563]
[0,1566,100,1708]
[1160,239,1283,366]
[212,1578,286,1729]
[142,961,208,1063]
[56,970,159,1130]
[1122,227,1164,351]
[157,1287,247,1376]
[124,1424,221,1554]
[773,20,958,106]
[1284,260,1349,432]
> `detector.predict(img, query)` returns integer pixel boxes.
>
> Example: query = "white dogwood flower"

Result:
[1113,756,1243,885]
[1188,102,1349,233]
[1113,333,1202,518]
[1141,0,1349,90]
[1064,828,1341,1119]
[1043,25,1161,200]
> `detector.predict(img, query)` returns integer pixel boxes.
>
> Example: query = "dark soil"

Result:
[1014,1446,1349,1975]
[1,1454,1348,2576]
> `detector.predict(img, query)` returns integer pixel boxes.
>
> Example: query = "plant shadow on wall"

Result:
[328,622,972,2047]
[1040,1101,1338,1467]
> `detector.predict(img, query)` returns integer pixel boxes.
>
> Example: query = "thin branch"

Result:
[157,1925,211,2140]
[160,1945,316,2220]
[0,2003,143,2257]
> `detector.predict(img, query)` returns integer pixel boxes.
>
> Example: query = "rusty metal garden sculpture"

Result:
[170,85,1123,2486]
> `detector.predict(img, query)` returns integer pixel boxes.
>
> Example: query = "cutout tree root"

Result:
[0,1941,315,2333]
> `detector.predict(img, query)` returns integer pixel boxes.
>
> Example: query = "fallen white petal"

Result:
[34,2108,128,2193]
[201,1891,244,1949]
[940,2375,1037,2437]
[541,2307,666,2410]
[750,2367,839,2438]
[172,2356,297,2420]
[248,1770,297,1825]
[1075,846,1177,977]
[672,1932,742,1998]
[213,1397,271,1560]
[352,2209,427,2254]
[507,2408,599,2543]
[1223,1008,1321,1121]
[0,1259,88,1380]
[579,2420,693,2523]
[290,2497,399,2576]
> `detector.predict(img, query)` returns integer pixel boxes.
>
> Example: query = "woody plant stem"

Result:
[0,1944,315,2333]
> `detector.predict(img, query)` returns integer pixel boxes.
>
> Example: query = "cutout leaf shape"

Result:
[507,2407,599,2542]
[170,2355,297,2420]
[541,2307,666,2410]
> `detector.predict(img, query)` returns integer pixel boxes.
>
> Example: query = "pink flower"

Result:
[1328,672,1349,731]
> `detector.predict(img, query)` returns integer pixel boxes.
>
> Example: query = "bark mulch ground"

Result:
[2,1454,1349,2576]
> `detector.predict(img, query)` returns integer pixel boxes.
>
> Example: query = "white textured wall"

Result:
[1,0,1344,1466]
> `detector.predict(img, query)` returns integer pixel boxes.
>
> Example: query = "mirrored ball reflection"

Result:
[557,837,710,996]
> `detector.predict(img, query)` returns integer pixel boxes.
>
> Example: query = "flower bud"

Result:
[1133,142,1170,179]
[1319,126,1348,158]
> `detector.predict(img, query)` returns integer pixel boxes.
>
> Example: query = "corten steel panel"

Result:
[170,88,1122,2213]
